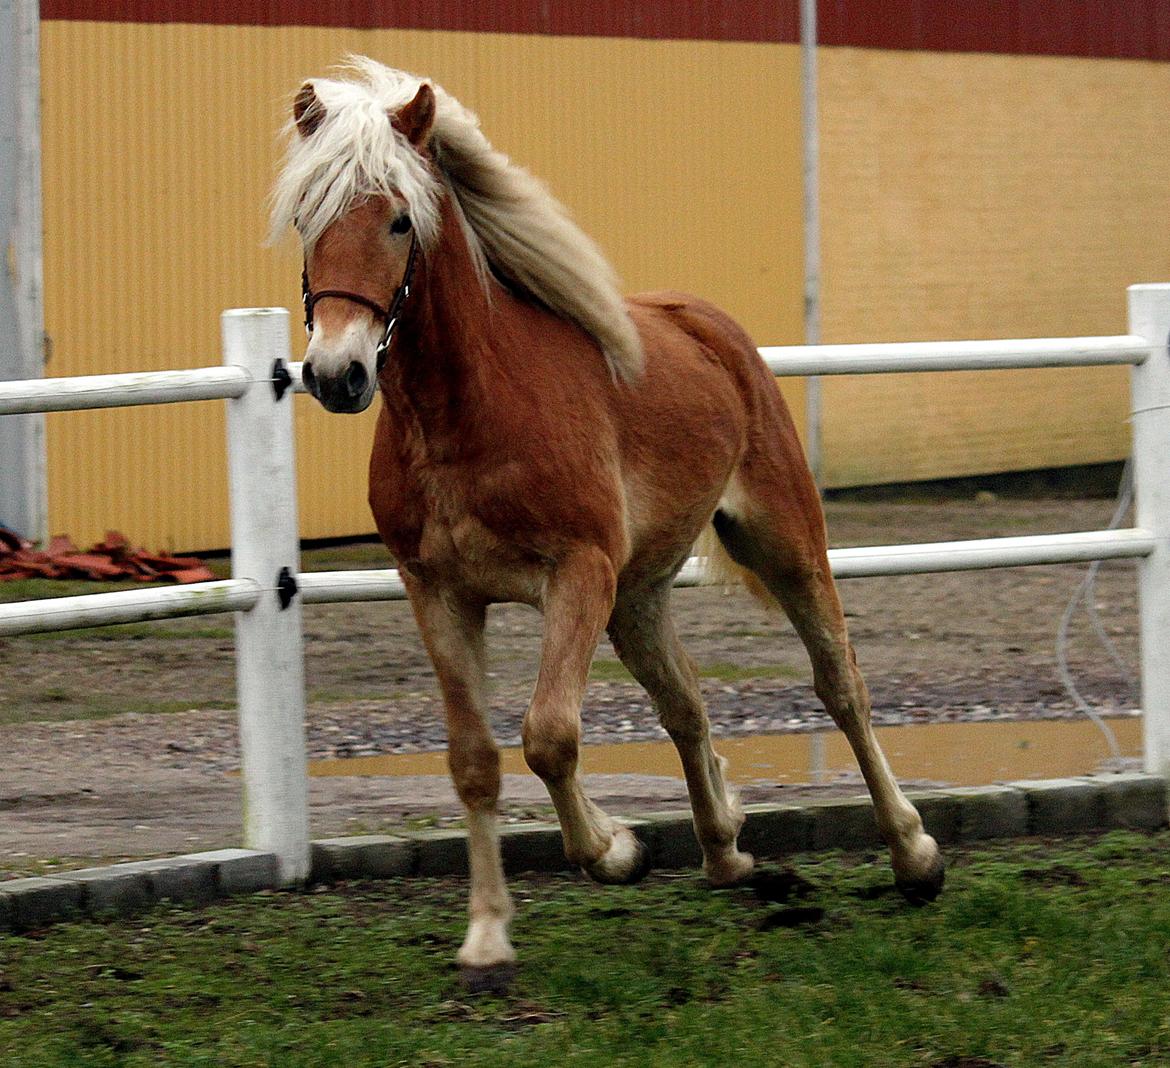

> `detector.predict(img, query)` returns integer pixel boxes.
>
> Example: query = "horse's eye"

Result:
[390,214,413,235]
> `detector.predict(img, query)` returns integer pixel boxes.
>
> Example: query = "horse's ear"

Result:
[294,82,325,138]
[391,83,436,147]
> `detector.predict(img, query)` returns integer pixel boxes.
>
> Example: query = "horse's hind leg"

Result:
[522,546,651,884]
[607,580,754,885]
[402,577,515,986]
[713,486,945,902]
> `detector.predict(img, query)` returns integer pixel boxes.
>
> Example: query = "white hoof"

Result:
[582,825,652,885]
[892,834,945,905]
[456,917,516,971]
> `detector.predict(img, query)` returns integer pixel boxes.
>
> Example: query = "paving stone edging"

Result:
[1,773,1164,932]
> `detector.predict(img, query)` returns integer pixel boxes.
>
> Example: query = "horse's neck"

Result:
[382,198,499,444]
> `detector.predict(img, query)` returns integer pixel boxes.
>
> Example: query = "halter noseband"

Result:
[301,232,419,367]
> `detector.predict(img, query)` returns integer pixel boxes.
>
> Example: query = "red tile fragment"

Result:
[0,527,217,584]
[167,567,218,584]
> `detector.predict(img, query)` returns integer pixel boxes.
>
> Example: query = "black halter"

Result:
[301,232,419,367]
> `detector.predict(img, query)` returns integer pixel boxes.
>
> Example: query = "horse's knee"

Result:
[521,720,578,783]
[448,736,502,809]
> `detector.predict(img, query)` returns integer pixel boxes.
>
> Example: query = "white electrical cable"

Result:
[1054,459,1137,761]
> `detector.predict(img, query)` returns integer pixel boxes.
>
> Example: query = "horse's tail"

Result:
[691,524,780,612]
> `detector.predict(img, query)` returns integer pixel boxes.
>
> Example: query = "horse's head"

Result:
[273,57,644,403]
[293,81,436,414]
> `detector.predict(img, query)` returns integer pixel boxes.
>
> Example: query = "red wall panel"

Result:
[38,1,795,42]
[40,1,1170,61]
[819,1,1170,62]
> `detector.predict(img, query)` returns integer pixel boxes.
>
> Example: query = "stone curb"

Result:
[499,823,573,874]
[0,849,278,932]
[305,773,1166,879]
[2,773,1165,932]
[311,835,416,881]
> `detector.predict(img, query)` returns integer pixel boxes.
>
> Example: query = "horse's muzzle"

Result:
[301,359,374,414]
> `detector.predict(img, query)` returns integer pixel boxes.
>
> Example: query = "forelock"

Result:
[268,61,442,249]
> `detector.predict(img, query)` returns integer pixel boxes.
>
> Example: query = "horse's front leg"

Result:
[522,547,651,884]
[402,576,515,988]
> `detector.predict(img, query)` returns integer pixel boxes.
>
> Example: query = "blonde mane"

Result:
[269,57,643,381]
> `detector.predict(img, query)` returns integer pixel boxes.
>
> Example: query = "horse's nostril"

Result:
[301,361,319,398]
[344,361,368,399]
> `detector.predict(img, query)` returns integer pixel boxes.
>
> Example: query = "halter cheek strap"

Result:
[302,232,419,367]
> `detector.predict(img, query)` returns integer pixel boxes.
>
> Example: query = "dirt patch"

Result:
[0,497,1139,872]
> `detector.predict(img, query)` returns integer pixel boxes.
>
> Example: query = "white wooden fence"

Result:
[1,286,1167,883]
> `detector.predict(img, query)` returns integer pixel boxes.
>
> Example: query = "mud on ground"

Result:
[0,498,1139,873]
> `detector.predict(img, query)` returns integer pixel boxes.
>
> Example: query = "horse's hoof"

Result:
[583,829,652,885]
[706,849,755,888]
[895,852,946,906]
[460,962,517,996]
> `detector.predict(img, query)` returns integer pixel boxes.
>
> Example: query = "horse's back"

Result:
[625,290,802,440]
[627,290,757,362]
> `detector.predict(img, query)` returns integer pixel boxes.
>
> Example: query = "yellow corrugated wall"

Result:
[39,24,1170,546]
[818,47,1170,486]
[39,22,805,549]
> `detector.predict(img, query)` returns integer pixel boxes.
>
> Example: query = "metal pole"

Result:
[0,0,47,543]
[223,308,310,884]
[800,0,823,486]
[1128,285,1170,784]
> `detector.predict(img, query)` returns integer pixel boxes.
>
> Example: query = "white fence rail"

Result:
[0,579,259,635]
[0,366,251,414]
[757,335,1151,376]
[1,285,1168,883]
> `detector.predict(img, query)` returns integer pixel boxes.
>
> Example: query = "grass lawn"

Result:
[2,831,1168,1067]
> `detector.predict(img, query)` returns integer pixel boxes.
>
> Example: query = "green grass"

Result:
[696,661,805,682]
[590,659,804,684]
[589,659,637,682]
[0,696,235,727]
[0,577,145,603]
[24,622,235,642]
[2,831,1168,1067]
[300,543,392,569]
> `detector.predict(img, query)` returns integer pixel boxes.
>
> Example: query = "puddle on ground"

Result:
[308,715,1141,787]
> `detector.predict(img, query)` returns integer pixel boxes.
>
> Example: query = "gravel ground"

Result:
[0,497,1140,872]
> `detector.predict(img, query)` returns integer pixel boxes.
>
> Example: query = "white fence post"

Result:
[222,308,310,883]
[1128,285,1170,783]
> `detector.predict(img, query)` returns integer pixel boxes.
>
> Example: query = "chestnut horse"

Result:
[272,59,943,987]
